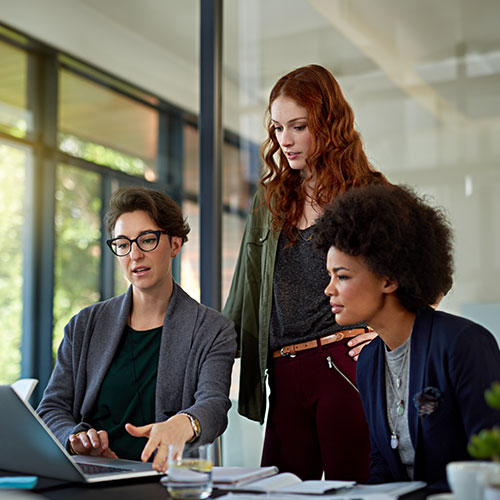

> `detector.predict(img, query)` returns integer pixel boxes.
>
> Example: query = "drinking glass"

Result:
[165,444,213,499]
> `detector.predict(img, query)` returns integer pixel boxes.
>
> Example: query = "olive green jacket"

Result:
[223,189,279,423]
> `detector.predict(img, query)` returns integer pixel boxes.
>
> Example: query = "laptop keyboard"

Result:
[79,462,132,475]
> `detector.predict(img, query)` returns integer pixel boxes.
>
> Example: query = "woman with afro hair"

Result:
[314,183,500,488]
[224,64,389,481]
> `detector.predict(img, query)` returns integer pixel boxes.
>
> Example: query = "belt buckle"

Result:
[280,347,296,358]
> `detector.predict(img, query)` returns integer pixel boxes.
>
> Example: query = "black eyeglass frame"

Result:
[106,230,168,256]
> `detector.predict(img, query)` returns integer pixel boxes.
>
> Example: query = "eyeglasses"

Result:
[106,230,167,257]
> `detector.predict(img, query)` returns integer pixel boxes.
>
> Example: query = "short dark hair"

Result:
[313,184,454,313]
[105,186,190,244]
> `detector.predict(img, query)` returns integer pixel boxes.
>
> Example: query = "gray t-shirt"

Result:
[385,337,415,479]
[269,226,364,352]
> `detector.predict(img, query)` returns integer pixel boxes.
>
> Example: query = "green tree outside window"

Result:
[53,165,101,354]
[0,143,26,383]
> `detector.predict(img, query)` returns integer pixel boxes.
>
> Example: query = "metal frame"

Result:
[199,0,225,467]
[21,46,58,402]
[199,0,223,312]
[158,104,184,281]
[99,175,115,300]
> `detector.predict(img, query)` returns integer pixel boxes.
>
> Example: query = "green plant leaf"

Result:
[468,427,500,460]
[485,382,500,410]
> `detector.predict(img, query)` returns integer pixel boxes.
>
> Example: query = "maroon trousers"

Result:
[261,340,371,481]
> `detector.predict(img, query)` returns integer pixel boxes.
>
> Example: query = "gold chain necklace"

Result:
[296,227,313,242]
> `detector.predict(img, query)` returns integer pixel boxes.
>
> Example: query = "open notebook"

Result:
[212,467,426,499]
[0,385,161,483]
[213,467,355,494]
[215,480,427,499]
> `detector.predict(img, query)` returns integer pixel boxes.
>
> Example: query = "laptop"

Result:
[0,385,162,483]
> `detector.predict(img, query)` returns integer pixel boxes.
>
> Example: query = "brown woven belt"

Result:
[272,328,369,358]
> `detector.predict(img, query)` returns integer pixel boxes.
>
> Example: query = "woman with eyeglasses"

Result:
[37,186,237,472]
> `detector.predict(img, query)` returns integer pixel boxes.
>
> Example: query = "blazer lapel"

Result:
[408,307,434,448]
[373,341,392,448]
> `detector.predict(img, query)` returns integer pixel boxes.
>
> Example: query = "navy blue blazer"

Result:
[357,306,500,488]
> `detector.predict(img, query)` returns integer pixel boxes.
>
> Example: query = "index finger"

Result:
[86,428,103,449]
[74,431,91,450]
[141,435,161,464]
[347,331,377,347]
[152,443,170,473]
[96,430,110,450]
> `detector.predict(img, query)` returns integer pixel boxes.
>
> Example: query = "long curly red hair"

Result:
[260,64,389,238]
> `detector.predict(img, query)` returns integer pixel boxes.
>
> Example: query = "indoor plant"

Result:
[468,381,500,462]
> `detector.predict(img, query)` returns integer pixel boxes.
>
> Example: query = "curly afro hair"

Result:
[313,184,454,313]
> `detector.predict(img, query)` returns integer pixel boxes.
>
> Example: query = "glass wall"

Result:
[181,122,256,303]
[181,123,200,300]
[221,0,500,465]
[223,0,500,320]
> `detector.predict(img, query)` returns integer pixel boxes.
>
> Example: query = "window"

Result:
[0,33,31,385]
[0,141,30,383]
[0,30,186,391]
[59,68,159,180]
[53,165,101,350]
[0,39,31,138]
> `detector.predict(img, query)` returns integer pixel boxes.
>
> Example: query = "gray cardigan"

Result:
[37,282,237,453]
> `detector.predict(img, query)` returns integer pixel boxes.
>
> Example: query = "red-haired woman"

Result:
[224,65,389,481]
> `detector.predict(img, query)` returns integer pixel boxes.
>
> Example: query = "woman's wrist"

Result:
[178,413,201,443]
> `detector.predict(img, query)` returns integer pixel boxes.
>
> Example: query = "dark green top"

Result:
[90,324,162,460]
